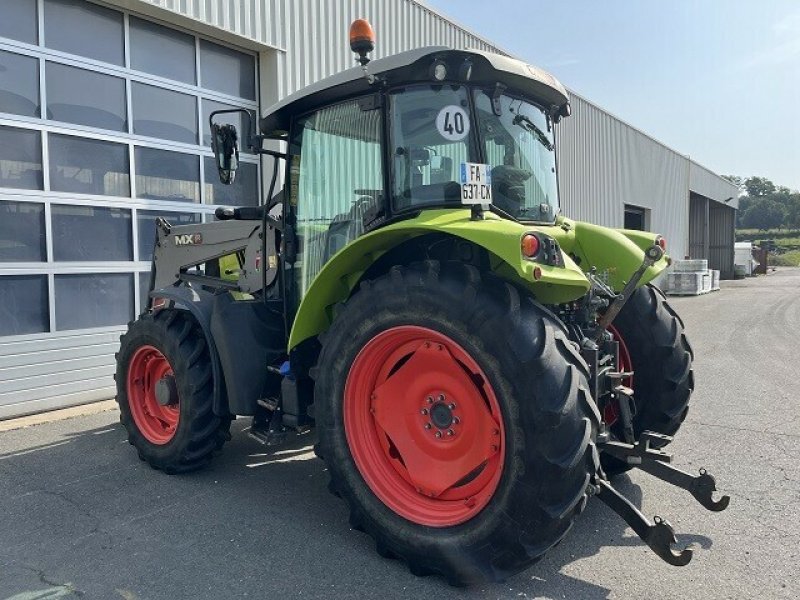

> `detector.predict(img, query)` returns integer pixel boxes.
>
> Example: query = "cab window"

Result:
[390,85,477,212]
[290,99,383,296]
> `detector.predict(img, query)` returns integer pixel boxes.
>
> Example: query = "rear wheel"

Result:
[602,284,694,476]
[115,309,230,473]
[313,261,600,584]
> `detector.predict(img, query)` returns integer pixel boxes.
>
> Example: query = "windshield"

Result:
[474,90,559,222]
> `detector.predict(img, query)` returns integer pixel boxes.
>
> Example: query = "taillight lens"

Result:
[657,236,667,251]
[521,233,540,259]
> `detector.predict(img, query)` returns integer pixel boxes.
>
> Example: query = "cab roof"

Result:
[259,47,570,135]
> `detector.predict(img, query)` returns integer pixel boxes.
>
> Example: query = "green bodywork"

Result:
[287,209,670,350]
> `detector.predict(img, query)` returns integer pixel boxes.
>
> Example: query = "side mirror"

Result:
[210,122,239,185]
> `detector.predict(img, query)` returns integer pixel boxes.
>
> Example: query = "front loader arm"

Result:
[151,217,276,295]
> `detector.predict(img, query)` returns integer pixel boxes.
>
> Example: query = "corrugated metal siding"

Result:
[689,194,707,259]
[131,0,506,100]
[709,204,735,279]
[690,161,740,209]
[271,0,505,99]
[0,329,121,419]
[556,93,690,258]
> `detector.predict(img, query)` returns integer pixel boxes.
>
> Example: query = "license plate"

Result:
[459,162,493,205]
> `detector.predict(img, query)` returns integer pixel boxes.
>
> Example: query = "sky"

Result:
[426,0,800,190]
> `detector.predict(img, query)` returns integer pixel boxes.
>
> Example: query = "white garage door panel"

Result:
[0,386,116,420]
[0,330,123,357]
[0,341,120,369]
[0,376,115,407]
[0,329,122,417]
[0,364,115,394]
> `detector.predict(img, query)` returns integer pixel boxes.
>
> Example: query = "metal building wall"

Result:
[555,93,690,258]
[131,0,506,103]
[690,161,740,209]
[709,204,736,279]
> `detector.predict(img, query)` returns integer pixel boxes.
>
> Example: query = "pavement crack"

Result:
[20,564,84,597]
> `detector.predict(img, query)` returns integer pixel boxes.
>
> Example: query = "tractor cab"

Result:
[261,45,571,287]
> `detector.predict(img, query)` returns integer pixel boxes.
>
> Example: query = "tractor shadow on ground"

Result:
[0,417,712,600]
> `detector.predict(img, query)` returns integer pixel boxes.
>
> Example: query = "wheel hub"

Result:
[344,326,505,527]
[126,345,180,445]
[155,375,178,407]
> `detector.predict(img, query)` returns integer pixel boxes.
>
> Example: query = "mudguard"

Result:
[149,285,228,417]
[288,209,590,350]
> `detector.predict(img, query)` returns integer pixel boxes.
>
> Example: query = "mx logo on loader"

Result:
[174,233,203,246]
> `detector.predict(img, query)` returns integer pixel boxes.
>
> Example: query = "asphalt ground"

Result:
[1,268,798,600]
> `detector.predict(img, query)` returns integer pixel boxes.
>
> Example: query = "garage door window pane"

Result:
[204,157,258,206]
[44,0,124,65]
[52,205,132,261]
[0,201,46,262]
[134,147,200,202]
[139,271,150,311]
[55,273,133,330]
[201,99,253,153]
[137,211,201,261]
[130,17,196,85]
[199,40,255,100]
[132,83,197,145]
[0,275,49,336]
[0,0,38,45]
[0,51,40,118]
[0,126,43,190]
[46,62,127,132]
[49,134,130,197]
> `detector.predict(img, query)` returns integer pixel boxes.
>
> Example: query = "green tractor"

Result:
[115,20,728,585]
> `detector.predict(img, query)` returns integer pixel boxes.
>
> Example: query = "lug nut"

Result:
[435,431,442,438]
[447,429,455,436]
[453,416,460,425]
[427,396,434,404]
[421,408,428,415]
[448,403,456,410]
[438,394,445,402]
[424,422,432,430]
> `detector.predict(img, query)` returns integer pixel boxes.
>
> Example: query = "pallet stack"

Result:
[665,259,720,296]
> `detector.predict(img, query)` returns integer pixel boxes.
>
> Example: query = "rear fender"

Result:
[567,220,670,291]
[288,209,591,350]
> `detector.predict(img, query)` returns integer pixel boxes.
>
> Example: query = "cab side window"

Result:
[290,99,383,296]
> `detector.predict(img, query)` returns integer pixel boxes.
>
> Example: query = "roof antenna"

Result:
[350,19,378,84]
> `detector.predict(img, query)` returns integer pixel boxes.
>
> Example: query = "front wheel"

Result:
[313,262,600,584]
[115,309,230,473]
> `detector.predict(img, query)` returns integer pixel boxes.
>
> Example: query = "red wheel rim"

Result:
[126,345,180,445]
[605,324,633,425]
[344,326,505,527]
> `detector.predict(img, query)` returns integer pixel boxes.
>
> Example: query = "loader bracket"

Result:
[595,479,695,566]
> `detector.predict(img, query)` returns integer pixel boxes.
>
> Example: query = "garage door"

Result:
[0,0,260,418]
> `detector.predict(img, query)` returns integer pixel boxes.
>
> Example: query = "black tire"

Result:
[313,261,600,585]
[115,309,230,473]
[602,284,694,476]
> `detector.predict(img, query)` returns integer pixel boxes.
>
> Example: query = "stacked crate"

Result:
[666,259,719,296]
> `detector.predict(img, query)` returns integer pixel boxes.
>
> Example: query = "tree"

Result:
[744,176,777,197]
[741,198,786,230]
[722,174,743,191]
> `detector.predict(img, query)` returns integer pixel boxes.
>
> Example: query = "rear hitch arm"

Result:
[595,479,695,566]
[601,431,731,512]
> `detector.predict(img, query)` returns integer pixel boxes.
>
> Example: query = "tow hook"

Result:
[596,430,730,566]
